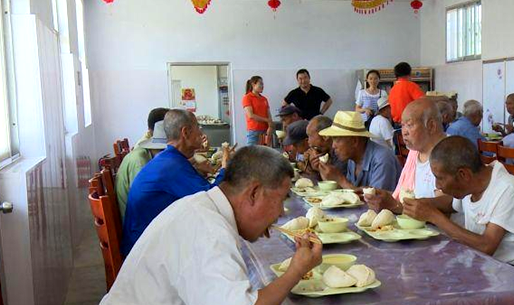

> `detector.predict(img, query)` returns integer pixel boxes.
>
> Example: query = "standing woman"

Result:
[355,70,388,129]
[242,76,273,145]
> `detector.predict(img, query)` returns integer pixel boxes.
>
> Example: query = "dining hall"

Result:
[0,0,513,304]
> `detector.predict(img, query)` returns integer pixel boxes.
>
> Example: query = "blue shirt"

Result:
[346,140,401,192]
[446,116,485,147]
[121,145,225,256]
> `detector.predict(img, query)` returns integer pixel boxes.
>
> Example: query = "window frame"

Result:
[0,0,20,170]
[445,0,482,63]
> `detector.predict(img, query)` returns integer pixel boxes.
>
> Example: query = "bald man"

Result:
[365,98,451,213]
[402,136,514,265]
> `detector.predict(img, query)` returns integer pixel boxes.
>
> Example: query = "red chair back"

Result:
[394,131,409,167]
[88,189,123,291]
[497,145,514,175]
[101,168,123,239]
[477,139,501,164]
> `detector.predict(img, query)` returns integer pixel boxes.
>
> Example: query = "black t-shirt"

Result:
[284,85,330,120]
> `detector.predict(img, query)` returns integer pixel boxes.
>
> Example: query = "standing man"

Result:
[282,69,333,120]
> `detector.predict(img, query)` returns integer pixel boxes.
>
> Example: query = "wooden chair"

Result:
[100,168,123,240]
[113,138,130,162]
[88,190,123,291]
[394,131,409,167]
[497,145,514,175]
[477,139,501,164]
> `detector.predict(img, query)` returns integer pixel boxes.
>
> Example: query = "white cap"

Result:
[138,120,167,150]
[377,97,389,111]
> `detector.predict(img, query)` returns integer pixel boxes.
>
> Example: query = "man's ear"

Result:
[244,181,261,207]
[457,168,472,182]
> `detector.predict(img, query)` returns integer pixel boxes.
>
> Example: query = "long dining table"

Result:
[241,191,514,305]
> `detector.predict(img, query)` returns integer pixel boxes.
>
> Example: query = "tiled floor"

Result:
[64,221,106,305]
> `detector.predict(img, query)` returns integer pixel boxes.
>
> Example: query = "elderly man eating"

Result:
[121,109,229,256]
[305,115,347,176]
[100,146,322,305]
[318,111,401,191]
[447,99,486,147]
[365,98,450,212]
[402,136,514,264]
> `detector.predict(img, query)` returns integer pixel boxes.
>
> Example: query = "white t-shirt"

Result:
[100,187,258,305]
[369,115,394,149]
[414,157,436,199]
[452,161,514,264]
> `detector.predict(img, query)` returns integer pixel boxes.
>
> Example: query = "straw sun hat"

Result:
[319,111,375,138]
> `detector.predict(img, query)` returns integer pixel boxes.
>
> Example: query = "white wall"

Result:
[482,1,514,61]
[85,0,421,153]
[171,66,219,118]
[420,0,514,111]
[419,0,482,111]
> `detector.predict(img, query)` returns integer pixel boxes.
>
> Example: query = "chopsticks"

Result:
[272,225,322,244]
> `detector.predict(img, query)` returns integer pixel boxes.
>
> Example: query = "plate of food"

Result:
[279,212,362,244]
[270,257,380,298]
[355,209,439,242]
[303,192,364,209]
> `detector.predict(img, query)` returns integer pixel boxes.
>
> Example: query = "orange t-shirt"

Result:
[389,78,425,123]
[242,92,270,131]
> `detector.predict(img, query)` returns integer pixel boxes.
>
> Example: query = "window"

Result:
[75,0,92,127]
[446,1,481,62]
[0,0,19,169]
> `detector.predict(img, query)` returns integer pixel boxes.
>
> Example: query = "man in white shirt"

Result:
[402,136,514,264]
[369,97,394,150]
[365,98,451,212]
[100,146,322,305]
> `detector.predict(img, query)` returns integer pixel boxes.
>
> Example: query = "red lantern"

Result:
[103,0,114,3]
[410,0,422,14]
[268,0,281,11]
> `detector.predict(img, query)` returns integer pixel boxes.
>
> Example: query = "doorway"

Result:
[167,63,232,146]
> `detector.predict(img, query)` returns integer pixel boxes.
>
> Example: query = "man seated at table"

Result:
[116,118,167,223]
[100,146,322,305]
[317,111,401,192]
[133,107,170,148]
[305,115,347,177]
[121,109,230,256]
[283,120,310,172]
[402,136,514,265]
[365,98,450,212]
[447,100,486,147]
[277,105,303,130]
[282,69,333,120]
[493,93,514,136]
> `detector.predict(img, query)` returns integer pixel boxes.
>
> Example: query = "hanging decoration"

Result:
[268,0,281,12]
[410,0,423,14]
[351,0,391,15]
[102,0,115,3]
[191,0,211,14]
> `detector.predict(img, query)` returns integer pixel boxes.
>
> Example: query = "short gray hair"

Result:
[436,100,453,118]
[463,100,483,117]
[163,109,196,141]
[223,146,294,190]
[311,115,333,133]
